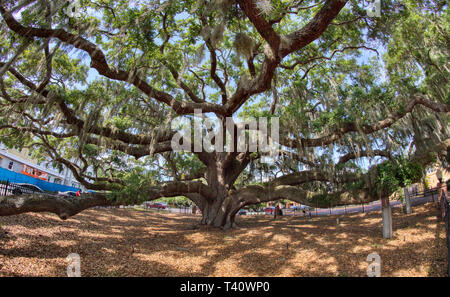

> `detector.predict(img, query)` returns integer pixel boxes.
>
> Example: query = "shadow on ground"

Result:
[0,203,447,276]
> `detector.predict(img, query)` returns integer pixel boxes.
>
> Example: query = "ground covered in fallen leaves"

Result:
[0,203,448,277]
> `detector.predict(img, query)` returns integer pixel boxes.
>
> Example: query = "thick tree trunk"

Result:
[198,194,239,229]
[195,154,246,229]
[381,196,393,239]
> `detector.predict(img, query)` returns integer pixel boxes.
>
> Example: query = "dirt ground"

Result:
[0,203,448,277]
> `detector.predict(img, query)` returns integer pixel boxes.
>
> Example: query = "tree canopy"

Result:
[0,0,448,228]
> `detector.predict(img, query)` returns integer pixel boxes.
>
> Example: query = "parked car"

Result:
[11,183,44,195]
[238,209,247,215]
[145,202,167,209]
[158,202,168,208]
[264,206,275,214]
[58,191,77,197]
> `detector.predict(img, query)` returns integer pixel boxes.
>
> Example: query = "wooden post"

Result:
[381,196,393,239]
[403,187,412,214]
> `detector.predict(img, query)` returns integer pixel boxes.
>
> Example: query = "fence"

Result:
[141,203,191,212]
[93,203,198,214]
[254,187,441,218]
[0,180,48,196]
[409,187,439,203]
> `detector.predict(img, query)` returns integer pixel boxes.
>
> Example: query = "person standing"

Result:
[274,204,283,219]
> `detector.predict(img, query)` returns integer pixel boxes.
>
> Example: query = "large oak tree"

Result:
[0,0,448,229]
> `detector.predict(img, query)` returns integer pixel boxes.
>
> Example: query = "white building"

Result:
[0,143,84,189]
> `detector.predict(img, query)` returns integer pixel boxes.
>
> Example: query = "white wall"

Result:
[0,155,24,173]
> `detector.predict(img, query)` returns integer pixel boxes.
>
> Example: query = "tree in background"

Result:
[0,0,448,233]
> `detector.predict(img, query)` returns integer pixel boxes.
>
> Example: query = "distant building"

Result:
[425,166,449,188]
[0,144,84,190]
[405,166,449,195]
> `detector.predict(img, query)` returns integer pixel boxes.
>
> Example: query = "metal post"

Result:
[5,180,9,196]
[445,200,449,277]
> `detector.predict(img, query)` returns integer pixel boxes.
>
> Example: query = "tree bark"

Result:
[198,194,239,229]
[0,193,112,219]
